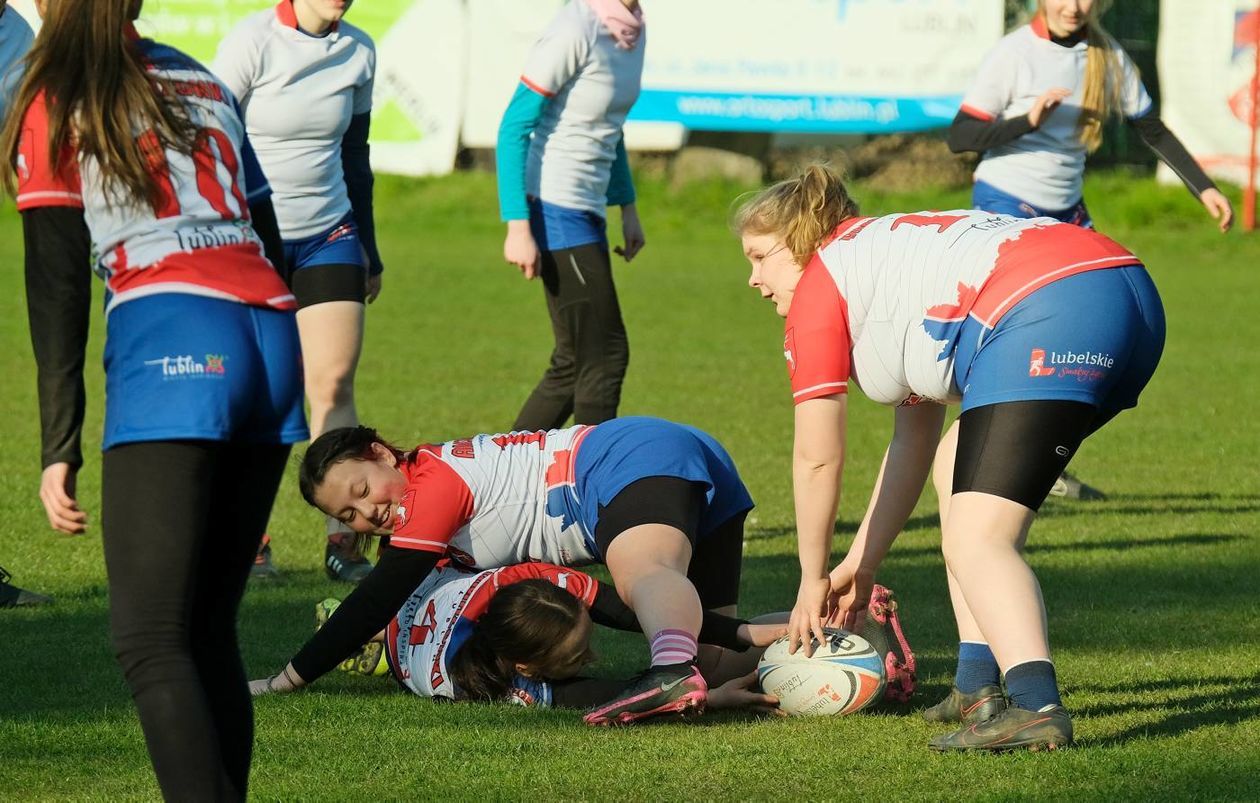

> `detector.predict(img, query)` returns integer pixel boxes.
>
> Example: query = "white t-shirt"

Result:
[0,6,35,122]
[522,0,645,216]
[961,21,1152,210]
[212,1,374,240]
[784,211,1140,407]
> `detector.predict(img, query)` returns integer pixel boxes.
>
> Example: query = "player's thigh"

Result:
[295,300,366,380]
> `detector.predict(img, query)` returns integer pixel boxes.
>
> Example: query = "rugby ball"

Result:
[757,628,886,716]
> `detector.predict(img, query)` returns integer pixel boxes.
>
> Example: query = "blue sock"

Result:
[954,641,1000,693]
[1004,660,1062,711]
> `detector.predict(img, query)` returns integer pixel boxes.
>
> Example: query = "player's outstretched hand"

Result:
[250,665,304,696]
[1028,87,1071,129]
[788,575,832,656]
[737,621,789,648]
[614,203,645,262]
[504,220,541,280]
[1200,188,1234,233]
[826,559,875,633]
[708,671,783,716]
[40,462,87,534]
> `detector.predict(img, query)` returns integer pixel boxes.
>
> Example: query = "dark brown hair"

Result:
[450,580,589,702]
[0,0,198,207]
[299,425,406,555]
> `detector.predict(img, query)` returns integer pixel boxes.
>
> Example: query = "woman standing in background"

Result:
[497,0,646,431]
[214,0,383,582]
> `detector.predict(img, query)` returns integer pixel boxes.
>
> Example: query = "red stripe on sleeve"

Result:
[959,103,996,123]
[520,75,556,98]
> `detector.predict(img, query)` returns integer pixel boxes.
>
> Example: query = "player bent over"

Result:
[734,165,1164,751]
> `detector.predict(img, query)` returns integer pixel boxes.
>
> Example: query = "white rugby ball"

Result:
[757,628,886,717]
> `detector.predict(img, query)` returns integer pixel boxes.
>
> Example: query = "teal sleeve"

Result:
[605,134,636,208]
[496,82,550,222]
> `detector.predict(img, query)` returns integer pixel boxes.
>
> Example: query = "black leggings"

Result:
[101,441,289,802]
[514,242,629,430]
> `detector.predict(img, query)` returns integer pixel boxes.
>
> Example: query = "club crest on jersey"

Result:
[784,329,797,378]
[394,490,415,530]
[143,353,228,379]
[1029,348,1055,377]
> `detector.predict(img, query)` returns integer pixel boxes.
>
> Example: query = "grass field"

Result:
[1,169,1258,801]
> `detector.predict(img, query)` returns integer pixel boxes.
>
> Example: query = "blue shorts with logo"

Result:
[953,266,1165,425]
[973,179,1093,229]
[282,213,366,271]
[103,294,309,450]
[574,417,754,560]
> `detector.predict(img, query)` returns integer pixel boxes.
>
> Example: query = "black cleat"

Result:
[583,662,708,726]
[325,533,373,583]
[929,704,1073,752]
[1048,470,1106,501]
[0,566,53,608]
[922,684,1006,724]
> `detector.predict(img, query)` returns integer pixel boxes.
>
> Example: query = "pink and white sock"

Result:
[649,629,698,667]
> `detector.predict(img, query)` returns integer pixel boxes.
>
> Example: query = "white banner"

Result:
[1159,0,1259,186]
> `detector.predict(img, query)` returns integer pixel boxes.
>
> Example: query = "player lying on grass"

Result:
[734,164,1165,752]
[254,416,782,725]
[254,562,916,717]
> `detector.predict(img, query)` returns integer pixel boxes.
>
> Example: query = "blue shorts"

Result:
[103,294,309,449]
[973,179,1093,229]
[528,197,607,252]
[574,417,754,559]
[954,266,1165,424]
[283,213,366,271]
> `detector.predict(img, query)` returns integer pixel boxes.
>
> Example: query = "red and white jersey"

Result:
[386,563,598,701]
[15,31,293,316]
[785,210,1141,407]
[389,425,597,569]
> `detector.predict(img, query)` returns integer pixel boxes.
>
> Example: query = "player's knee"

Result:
[305,364,356,409]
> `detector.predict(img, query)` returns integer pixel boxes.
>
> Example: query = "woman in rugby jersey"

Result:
[497,0,646,432]
[733,165,1165,752]
[214,0,382,581]
[248,416,781,726]
[2,0,306,795]
[258,563,806,719]
[950,0,1232,232]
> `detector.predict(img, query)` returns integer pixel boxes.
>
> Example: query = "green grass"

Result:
[2,170,1259,800]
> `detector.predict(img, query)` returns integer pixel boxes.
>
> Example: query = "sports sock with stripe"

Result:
[649,628,698,667]
[1004,659,1063,711]
[954,641,1000,693]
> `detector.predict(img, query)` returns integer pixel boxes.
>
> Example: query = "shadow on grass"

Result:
[1041,491,1260,519]
[1074,673,1260,747]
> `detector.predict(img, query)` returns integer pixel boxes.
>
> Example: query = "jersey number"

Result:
[139,127,248,221]
[408,600,439,646]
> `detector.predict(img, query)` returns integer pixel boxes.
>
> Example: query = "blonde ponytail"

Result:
[731,164,860,265]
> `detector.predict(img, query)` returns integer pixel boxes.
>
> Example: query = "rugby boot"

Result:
[1048,470,1106,501]
[0,566,53,608]
[314,598,389,677]
[922,684,1006,724]
[325,532,373,583]
[250,534,280,580]
[929,704,1073,752]
[858,584,917,702]
[583,662,708,726]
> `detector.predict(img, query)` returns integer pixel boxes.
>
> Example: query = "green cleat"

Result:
[314,598,389,677]
[922,684,1006,724]
[929,704,1073,752]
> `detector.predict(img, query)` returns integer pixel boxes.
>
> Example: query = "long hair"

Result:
[730,163,860,265]
[0,0,198,207]
[1037,0,1126,153]
[449,580,587,703]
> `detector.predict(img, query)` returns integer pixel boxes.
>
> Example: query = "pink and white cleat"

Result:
[583,663,708,726]
[860,584,918,703]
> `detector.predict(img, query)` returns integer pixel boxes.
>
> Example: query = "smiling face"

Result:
[742,231,804,318]
[1041,0,1094,37]
[312,443,409,533]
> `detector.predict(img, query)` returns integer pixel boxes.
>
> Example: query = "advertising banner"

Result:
[1158,0,1260,186]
